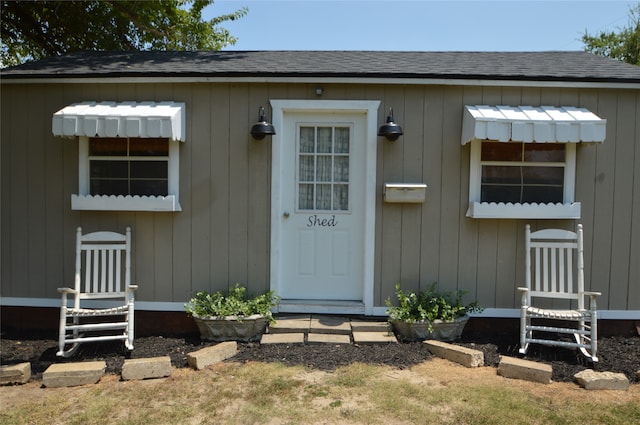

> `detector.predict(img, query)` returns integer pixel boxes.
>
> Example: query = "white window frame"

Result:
[72,136,181,212]
[467,140,580,219]
[295,123,353,213]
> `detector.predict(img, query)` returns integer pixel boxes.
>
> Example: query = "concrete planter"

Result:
[390,315,469,342]
[193,314,269,342]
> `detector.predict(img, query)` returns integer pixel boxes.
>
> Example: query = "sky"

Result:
[204,0,635,51]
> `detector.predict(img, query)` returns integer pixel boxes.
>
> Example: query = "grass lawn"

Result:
[1,358,638,424]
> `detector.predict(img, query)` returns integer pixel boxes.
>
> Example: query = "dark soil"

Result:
[1,330,638,384]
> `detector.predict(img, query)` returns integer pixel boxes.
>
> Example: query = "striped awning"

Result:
[52,101,186,141]
[461,105,606,144]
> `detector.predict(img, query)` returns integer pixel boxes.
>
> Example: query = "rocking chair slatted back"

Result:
[527,227,583,306]
[79,240,129,298]
[57,227,137,358]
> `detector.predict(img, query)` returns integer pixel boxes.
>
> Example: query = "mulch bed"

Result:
[2,330,638,384]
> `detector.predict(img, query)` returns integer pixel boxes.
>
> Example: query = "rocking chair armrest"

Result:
[57,287,77,294]
[517,287,529,306]
[584,291,601,309]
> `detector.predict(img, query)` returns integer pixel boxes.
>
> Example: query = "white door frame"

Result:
[270,99,380,315]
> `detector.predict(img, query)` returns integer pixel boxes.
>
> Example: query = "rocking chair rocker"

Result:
[518,224,600,362]
[57,227,138,357]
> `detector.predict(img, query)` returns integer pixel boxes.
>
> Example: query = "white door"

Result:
[278,112,365,300]
[271,100,380,313]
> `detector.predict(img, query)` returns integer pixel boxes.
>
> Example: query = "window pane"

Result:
[482,166,521,185]
[299,155,315,182]
[299,184,314,209]
[130,161,168,179]
[334,156,349,182]
[316,184,332,210]
[524,144,565,162]
[90,160,128,179]
[333,185,348,210]
[481,185,522,203]
[131,180,168,196]
[300,127,315,153]
[522,186,563,203]
[334,127,350,153]
[91,179,128,196]
[317,127,332,153]
[129,138,169,156]
[522,167,564,186]
[316,156,332,182]
[89,138,127,156]
[481,142,522,161]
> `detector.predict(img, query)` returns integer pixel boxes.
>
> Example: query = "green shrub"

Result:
[385,283,482,326]
[185,284,280,323]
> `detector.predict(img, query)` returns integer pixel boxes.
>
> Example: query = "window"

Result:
[89,137,169,196]
[72,136,181,211]
[467,140,579,219]
[297,125,351,212]
[480,142,565,204]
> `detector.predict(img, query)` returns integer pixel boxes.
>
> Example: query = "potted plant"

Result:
[185,284,280,342]
[386,283,482,342]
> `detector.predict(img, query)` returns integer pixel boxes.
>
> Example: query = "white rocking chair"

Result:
[518,224,600,362]
[57,227,138,358]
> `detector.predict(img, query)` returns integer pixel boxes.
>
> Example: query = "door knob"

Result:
[283,212,290,218]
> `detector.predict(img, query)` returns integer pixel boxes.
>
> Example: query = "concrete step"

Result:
[353,331,397,344]
[310,316,351,335]
[268,315,312,334]
[266,315,395,344]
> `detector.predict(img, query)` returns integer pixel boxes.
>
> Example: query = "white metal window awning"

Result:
[461,105,606,144]
[52,101,186,141]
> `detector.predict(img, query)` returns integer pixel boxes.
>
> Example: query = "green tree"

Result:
[582,4,640,65]
[1,0,247,66]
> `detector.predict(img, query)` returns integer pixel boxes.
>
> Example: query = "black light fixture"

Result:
[378,107,404,141]
[250,106,276,140]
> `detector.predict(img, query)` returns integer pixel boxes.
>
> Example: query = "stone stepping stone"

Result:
[43,361,105,388]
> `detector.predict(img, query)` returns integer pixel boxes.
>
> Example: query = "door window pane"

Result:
[316,184,332,209]
[316,156,332,182]
[317,127,332,153]
[299,155,315,182]
[300,127,315,153]
[334,156,349,182]
[333,185,348,210]
[299,184,314,209]
[335,127,350,153]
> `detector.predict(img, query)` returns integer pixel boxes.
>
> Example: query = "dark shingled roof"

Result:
[2,50,640,83]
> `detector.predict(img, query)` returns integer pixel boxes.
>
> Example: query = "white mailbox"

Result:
[383,183,427,203]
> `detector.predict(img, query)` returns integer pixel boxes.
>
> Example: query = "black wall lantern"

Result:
[378,107,403,141]
[250,106,276,140]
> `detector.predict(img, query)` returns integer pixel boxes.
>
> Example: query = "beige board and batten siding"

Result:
[1,82,639,312]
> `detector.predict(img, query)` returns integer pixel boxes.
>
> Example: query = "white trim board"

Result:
[4,76,640,90]
[2,298,639,320]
